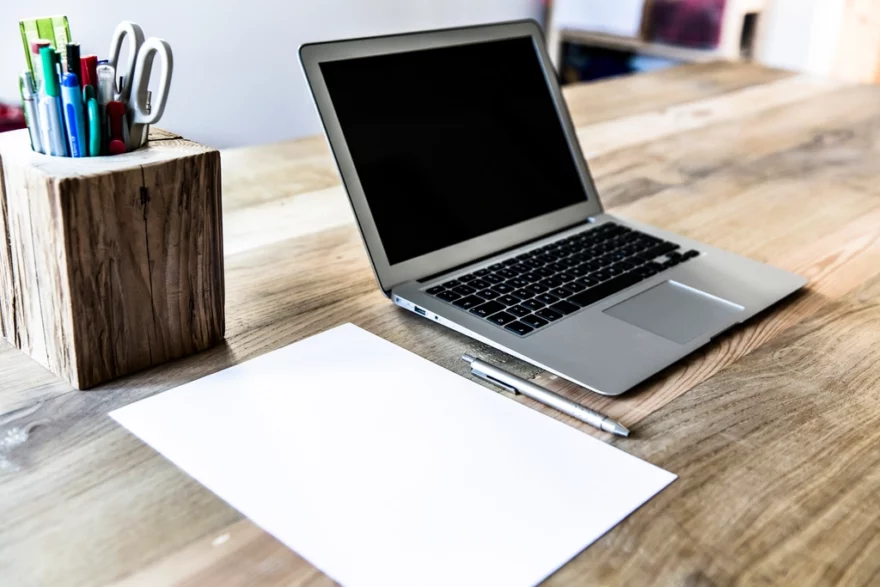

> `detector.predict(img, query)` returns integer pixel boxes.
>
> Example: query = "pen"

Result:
[462,355,630,437]
[66,43,81,80]
[29,39,51,91]
[81,55,98,92]
[20,71,43,154]
[61,73,86,157]
[106,100,127,154]
[86,97,101,156]
[39,46,67,157]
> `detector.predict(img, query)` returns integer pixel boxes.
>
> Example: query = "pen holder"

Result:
[0,128,225,389]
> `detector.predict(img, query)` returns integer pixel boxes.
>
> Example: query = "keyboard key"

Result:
[489,263,505,271]
[469,300,504,317]
[436,290,461,302]
[606,264,625,276]
[593,270,612,281]
[505,321,535,336]
[510,289,532,300]
[508,305,531,318]
[636,262,663,278]
[535,293,560,305]
[496,268,517,279]
[469,278,491,290]
[566,280,588,292]
[442,279,462,289]
[682,249,700,260]
[426,285,445,295]
[522,259,542,268]
[522,272,543,283]
[641,242,679,260]
[539,277,564,289]
[569,272,643,309]
[535,267,556,278]
[474,268,490,276]
[575,277,598,288]
[547,262,568,273]
[550,287,575,299]
[477,288,500,300]
[502,258,519,266]
[492,283,515,294]
[521,315,549,329]
[497,294,520,306]
[515,252,533,260]
[452,285,476,296]
[570,265,591,277]
[454,295,485,310]
[459,273,477,282]
[483,274,504,284]
[535,308,563,322]
[556,272,575,282]
[508,278,529,289]
[520,298,546,311]
[550,300,580,315]
[524,283,548,295]
[488,311,517,326]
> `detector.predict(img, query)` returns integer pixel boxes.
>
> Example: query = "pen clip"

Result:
[471,369,518,395]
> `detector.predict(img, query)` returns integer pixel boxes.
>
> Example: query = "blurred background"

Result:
[2,0,878,148]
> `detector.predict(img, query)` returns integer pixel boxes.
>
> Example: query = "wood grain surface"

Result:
[0,131,225,389]
[2,62,880,586]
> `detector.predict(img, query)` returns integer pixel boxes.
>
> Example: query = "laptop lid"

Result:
[300,20,603,295]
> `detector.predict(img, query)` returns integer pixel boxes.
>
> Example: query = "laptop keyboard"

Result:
[425,222,700,336]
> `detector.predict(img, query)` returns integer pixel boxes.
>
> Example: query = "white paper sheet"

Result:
[111,324,675,587]
[553,0,646,38]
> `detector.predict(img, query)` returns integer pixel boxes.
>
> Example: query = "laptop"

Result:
[299,20,806,396]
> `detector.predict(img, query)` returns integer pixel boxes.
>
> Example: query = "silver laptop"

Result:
[299,20,806,396]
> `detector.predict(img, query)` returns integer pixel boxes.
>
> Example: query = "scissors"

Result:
[107,21,174,148]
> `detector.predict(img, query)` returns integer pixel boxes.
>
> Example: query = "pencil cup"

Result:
[0,127,225,389]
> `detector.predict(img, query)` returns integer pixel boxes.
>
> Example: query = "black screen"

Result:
[320,36,587,266]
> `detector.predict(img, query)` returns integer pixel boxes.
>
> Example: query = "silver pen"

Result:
[462,354,630,437]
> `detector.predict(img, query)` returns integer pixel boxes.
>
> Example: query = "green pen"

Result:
[86,97,101,156]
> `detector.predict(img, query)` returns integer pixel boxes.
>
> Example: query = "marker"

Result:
[96,63,116,153]
[82,84,96,150]
[39,46,67,156]
[86,97,101,156]
[61,73,86,157]
[29,39,52,91]
[80,55,98,91]
[107,100,127,154]
[66,43,81,79]
[20,72,43,154]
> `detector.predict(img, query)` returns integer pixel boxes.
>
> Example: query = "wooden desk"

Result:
[3,62,880,586]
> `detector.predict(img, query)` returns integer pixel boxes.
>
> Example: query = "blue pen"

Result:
[61,73,86,157]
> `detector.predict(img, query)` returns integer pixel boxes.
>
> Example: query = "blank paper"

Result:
[111,324,675,587]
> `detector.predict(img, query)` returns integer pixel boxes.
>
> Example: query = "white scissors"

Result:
[107,21,174,148]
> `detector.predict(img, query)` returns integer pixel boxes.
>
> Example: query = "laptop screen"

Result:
[320,36,588,266]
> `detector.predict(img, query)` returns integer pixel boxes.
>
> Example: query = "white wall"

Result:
[3,1,542,147]
[757,0,845,76]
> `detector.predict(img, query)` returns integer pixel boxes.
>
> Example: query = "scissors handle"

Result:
[107,21,145,101]
[128,38,174,148]
[130,38,173,125]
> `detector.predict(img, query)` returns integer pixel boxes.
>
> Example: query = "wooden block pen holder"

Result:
[0,128,225,389]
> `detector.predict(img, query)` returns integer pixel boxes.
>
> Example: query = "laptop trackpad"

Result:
[604,281,744,344]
